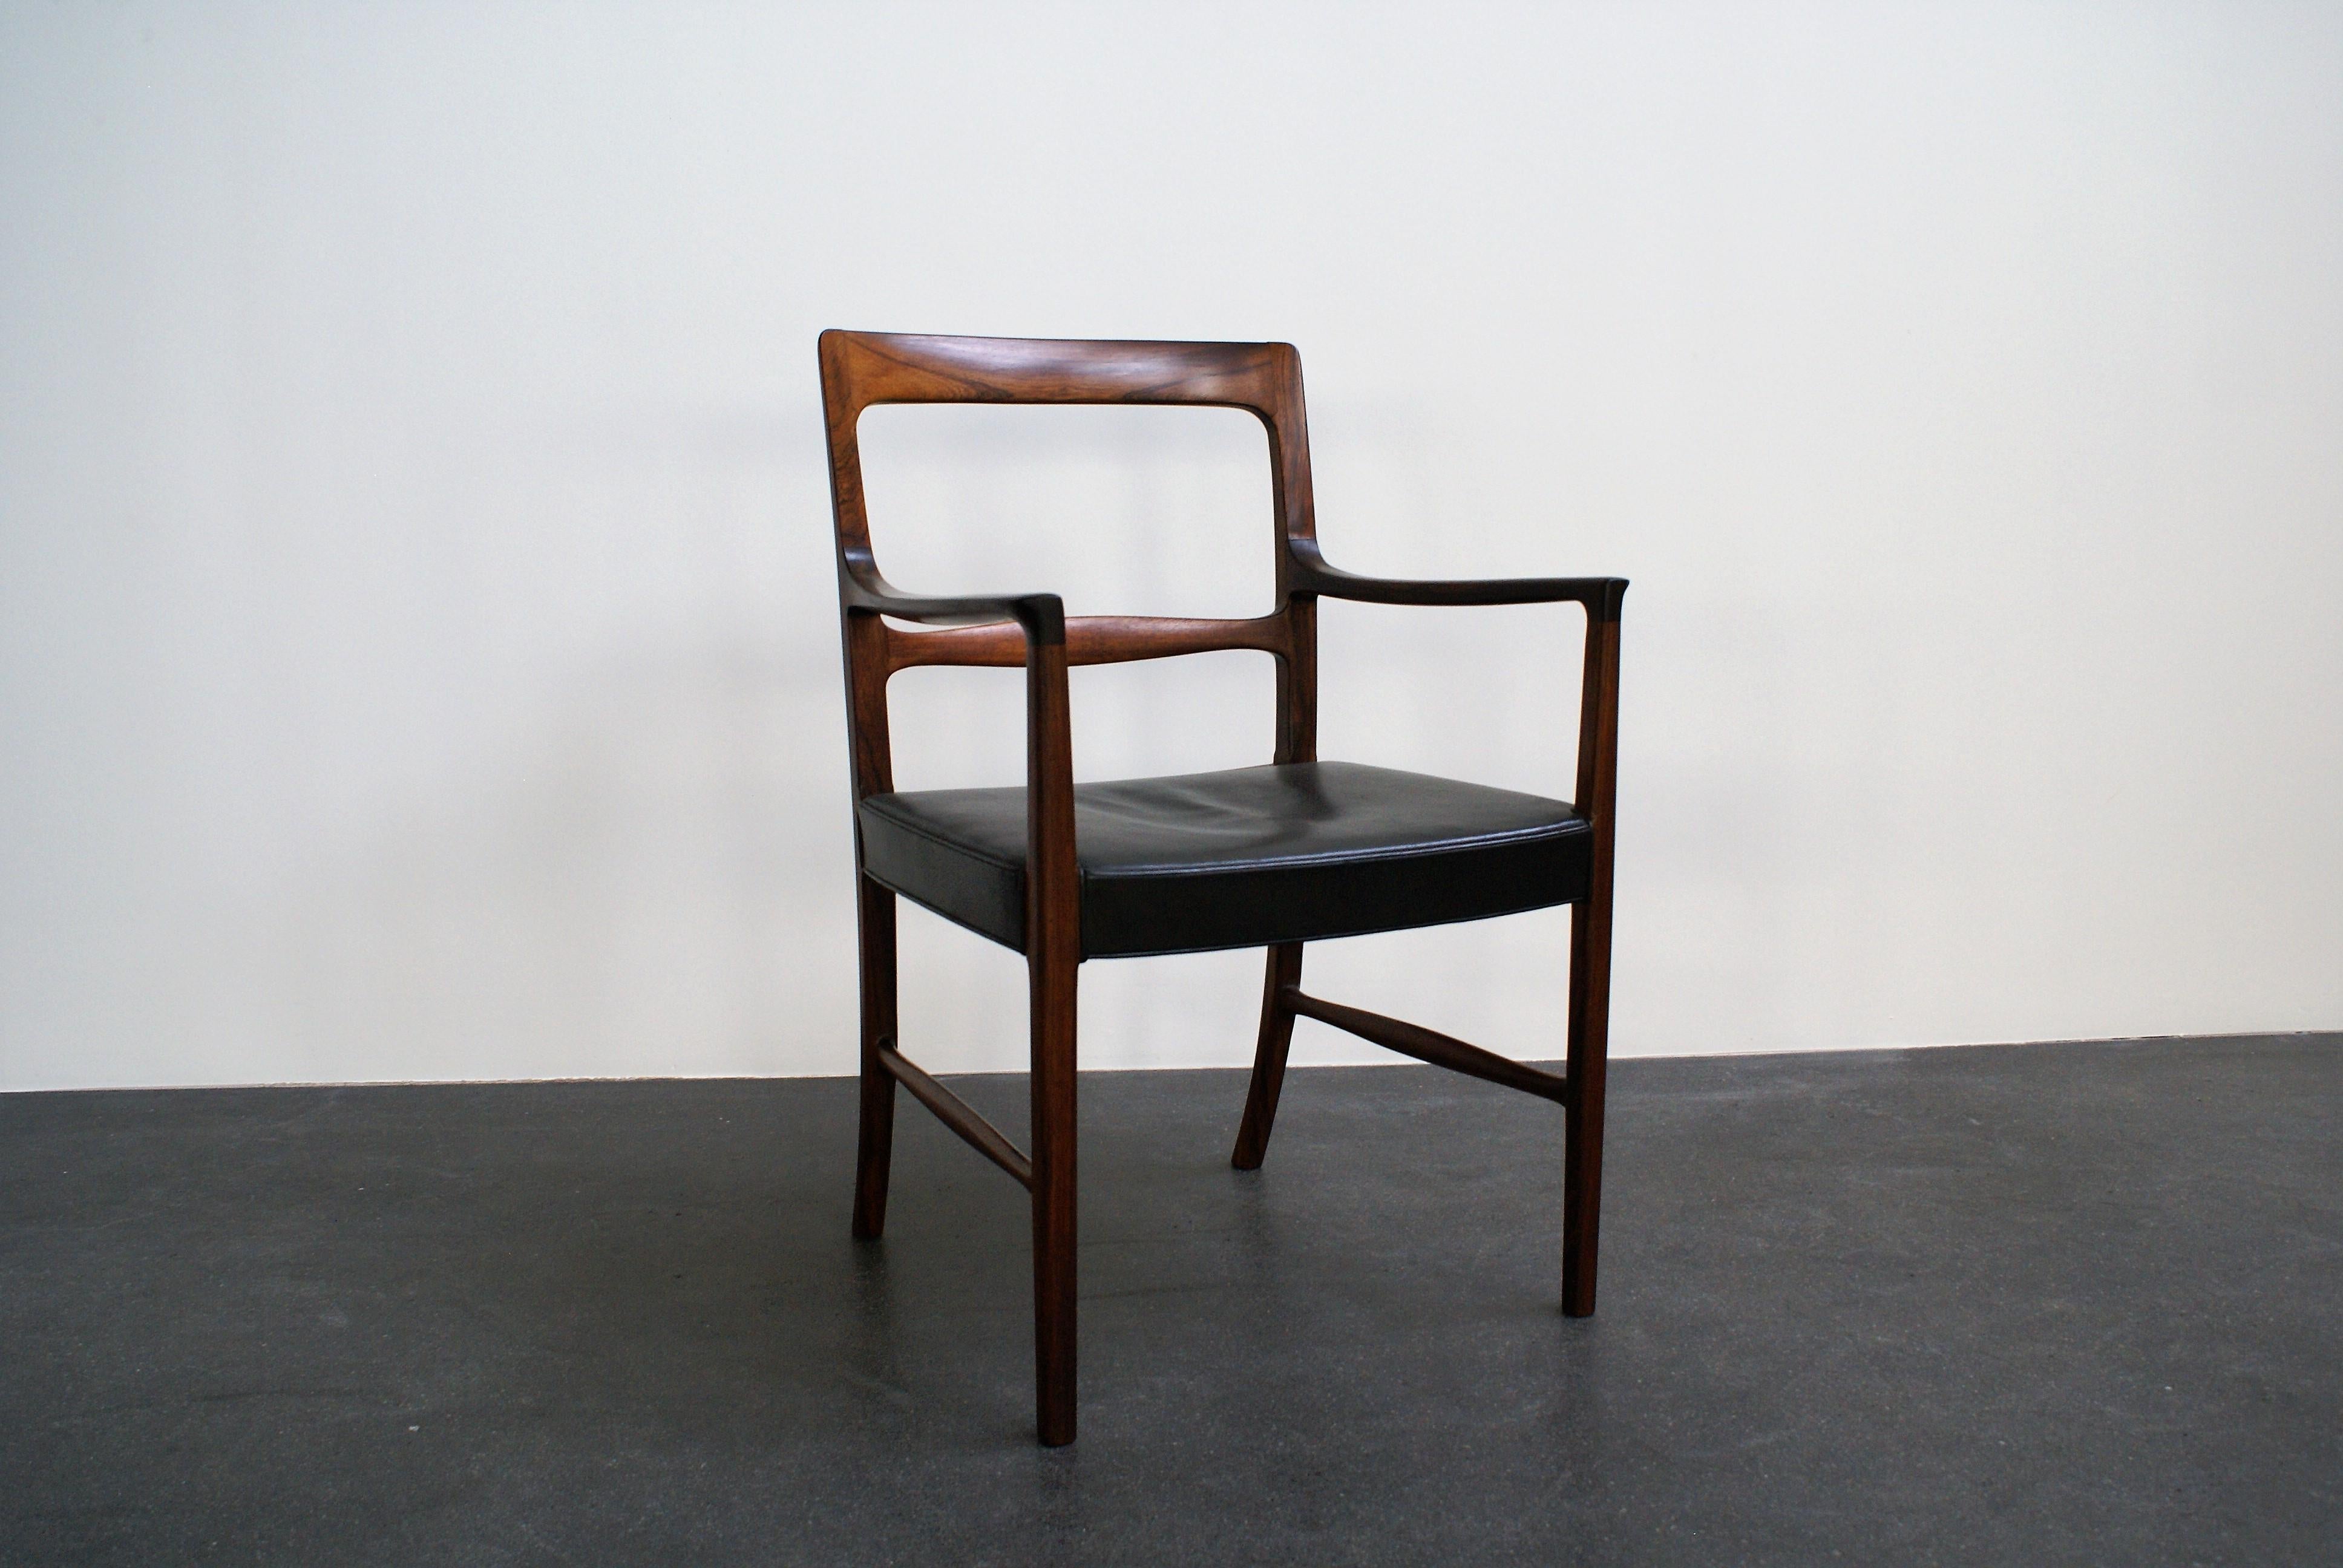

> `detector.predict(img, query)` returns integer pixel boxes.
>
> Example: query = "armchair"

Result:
[821,331,1624,1445]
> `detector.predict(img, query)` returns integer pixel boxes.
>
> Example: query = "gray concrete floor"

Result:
[2,1035,2338,1566]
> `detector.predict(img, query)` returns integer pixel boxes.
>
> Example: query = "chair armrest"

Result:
[1288,541,1625,618]
[843,565,1066,643]
[841,560,1079,957]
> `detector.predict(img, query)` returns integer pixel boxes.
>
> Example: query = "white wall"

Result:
[2,1,2337,1091]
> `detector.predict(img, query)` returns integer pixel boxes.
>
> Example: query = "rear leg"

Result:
[1231,942,1304,1169]
[851,878,898,1239]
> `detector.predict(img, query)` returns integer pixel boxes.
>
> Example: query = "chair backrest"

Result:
[820,331,1323,797]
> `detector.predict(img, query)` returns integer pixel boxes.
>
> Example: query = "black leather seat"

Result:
[857,760,1592,959]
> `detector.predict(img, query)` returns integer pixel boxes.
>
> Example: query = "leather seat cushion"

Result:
[856,760,1591,959]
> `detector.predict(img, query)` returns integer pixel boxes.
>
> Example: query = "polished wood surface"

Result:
[1282,988,1572,1104]
[884,613,1292,673]
[876,1044,1033,1189]
[848,876,897,1240]
[1230,941,1304,1171]
[1288,534,1628,617]
[1564,610,1624,1316]
[1022,636,1081,1445]
[821,330,1624,1445]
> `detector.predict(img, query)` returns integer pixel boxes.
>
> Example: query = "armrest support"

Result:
[1286,540,1625,619]
[1290,538,1625,864]
[842,560,1066,644]
[840,557,1080,963]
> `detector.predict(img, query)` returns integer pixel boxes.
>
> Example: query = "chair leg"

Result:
[1029,935,1080,1445]
[851,878,898,1241]
[1562,887,1614,1316]
[1231,942,1304,1169]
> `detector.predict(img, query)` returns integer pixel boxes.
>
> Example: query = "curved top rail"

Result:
[819,330,1298,420]
[819,330,1320,560]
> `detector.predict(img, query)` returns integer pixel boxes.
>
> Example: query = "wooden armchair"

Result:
[821,332,1624,1445]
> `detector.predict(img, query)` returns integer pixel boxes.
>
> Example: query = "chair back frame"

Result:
[818,330,1323,801]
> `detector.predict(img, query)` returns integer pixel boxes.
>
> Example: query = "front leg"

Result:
[1028,941,1078,1445]
[1023,633,1083,1444]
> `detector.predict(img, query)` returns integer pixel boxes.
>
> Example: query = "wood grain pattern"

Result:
[885,613,1291,673]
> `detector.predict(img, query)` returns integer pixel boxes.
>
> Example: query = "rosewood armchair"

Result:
[822,331,1624,1446]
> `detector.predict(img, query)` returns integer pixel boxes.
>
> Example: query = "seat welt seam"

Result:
[858,804,1027,875]
[868,876,1028,950]
[1090,819,1590,880]
[1085,884,1585,958]
[867,800,1587,880]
